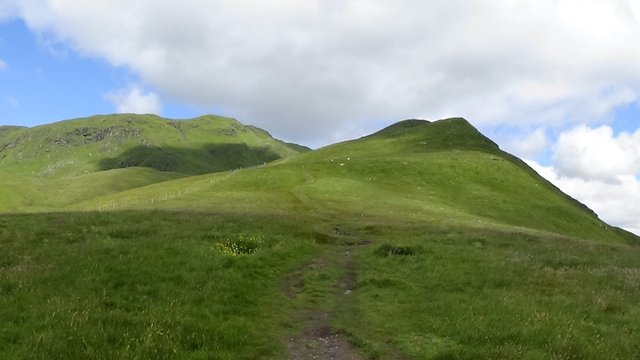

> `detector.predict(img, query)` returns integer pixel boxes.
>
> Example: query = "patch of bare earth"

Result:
[284,229,368,360]
[286,312,363,360]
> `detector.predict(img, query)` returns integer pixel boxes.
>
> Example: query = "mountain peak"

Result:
[369,118,431,137]
[366,117,499,153]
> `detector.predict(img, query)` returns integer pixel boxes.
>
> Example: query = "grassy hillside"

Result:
[0,114,308,210]
[1,117,639,359]
[74,117,633,243]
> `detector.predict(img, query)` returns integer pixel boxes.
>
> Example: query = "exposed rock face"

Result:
[47,126,143,146]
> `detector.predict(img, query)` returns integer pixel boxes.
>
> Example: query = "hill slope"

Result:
[0,114,308,210]
[73,117,636,244]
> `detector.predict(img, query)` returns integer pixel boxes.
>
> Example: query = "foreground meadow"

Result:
[1,210,639,359]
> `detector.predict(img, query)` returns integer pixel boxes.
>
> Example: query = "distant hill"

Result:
[0,114,308,210]
[0,114,307,176]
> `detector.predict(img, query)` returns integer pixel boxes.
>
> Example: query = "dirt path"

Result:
[286,313,363,360]
[284,227,369,360]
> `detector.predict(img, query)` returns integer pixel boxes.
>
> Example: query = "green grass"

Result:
[1,211,639,359]
[0,211,322,359]
[340,225,640,359]
[0,168,186,211]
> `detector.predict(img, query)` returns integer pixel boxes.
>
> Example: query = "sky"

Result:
[0,0,639,234]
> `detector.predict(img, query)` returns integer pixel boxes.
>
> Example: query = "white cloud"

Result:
[6,0,640,145]
[0,59,7,71]
[0,2,16,21]
[105,86,162,115]
[553,125,640,181]
[505,128,547,159]
[525,124,640,235]
[527,160,640,236]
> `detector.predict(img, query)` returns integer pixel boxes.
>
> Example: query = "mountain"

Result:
[71,117,636,244]
[0,114,308,210]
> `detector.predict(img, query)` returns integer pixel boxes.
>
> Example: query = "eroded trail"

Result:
[286,315,363,360]
[283,227,369,360]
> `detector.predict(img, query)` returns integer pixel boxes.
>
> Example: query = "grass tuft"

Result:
[374,243,419,257]
[216,234,264,256]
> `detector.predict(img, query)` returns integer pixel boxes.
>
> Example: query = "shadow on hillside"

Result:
[98,143,281,175]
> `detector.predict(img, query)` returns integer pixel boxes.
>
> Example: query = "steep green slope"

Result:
[73,117,634,244]
[286,117,622,241]
[0,114,308,210]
